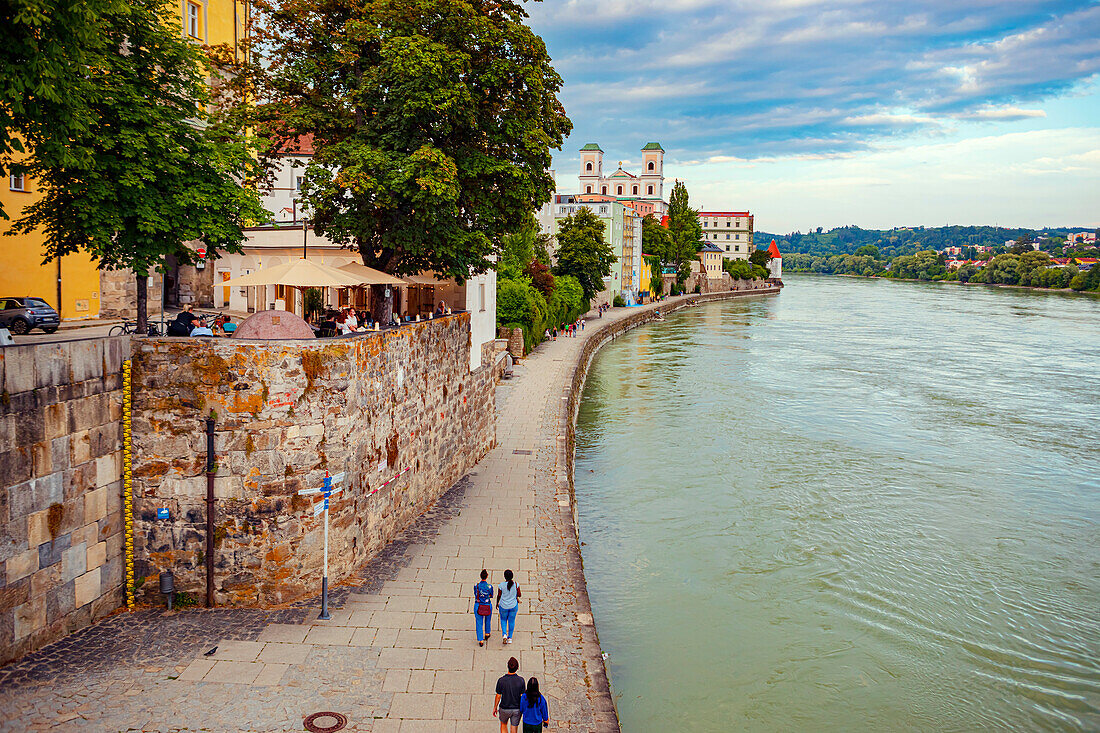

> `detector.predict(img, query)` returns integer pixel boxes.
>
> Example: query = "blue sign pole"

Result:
[298,472,344,620]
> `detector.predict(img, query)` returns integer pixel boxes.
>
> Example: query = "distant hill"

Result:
[758,225,1098,257]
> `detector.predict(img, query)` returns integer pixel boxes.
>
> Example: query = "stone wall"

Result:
[99,270,163,320]
[129,314,496,606]
[0,337,128,666]
[498,327,525,359]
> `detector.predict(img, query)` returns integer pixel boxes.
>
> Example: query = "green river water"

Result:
[573,275,1100,732]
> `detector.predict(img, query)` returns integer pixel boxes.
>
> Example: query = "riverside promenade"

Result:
[0,287,777,732]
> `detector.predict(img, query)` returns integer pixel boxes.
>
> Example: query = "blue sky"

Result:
[526,0,1100,233]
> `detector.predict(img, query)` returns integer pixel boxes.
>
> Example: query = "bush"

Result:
[612,294,625,307]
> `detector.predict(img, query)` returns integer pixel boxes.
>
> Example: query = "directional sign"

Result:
[298,471,346,620]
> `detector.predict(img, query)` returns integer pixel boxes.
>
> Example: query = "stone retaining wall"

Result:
[129,314,496,606]
[0,337,129,666]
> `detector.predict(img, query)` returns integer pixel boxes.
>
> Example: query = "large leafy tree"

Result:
[251,0,571,322]
[641,213,673,263]
[0,0,123,218]
[666,181,703,283]
[10,0,266,331]
[553,208,615,302]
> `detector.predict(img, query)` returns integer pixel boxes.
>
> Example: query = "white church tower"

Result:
[579,143,603,195]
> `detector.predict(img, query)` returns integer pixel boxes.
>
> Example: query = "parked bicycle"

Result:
[108,320,164,337]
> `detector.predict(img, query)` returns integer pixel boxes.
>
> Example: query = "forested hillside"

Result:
[758,225,1098,257]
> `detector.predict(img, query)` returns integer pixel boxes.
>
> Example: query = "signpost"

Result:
[298,471,345,619]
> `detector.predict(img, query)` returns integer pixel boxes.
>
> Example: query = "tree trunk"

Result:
[370,283,394,327]
[136,273,148,334]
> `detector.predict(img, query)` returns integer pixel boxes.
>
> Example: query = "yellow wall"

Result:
[0,0,245,321]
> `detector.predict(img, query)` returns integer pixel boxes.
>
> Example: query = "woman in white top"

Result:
[346,308,358,330]
[496,569,520,644]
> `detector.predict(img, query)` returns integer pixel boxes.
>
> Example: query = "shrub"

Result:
[612,294,625,307]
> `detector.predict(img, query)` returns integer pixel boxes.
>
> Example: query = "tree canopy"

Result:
[9,0,265,328]
[641,213,673,263]
[666,181,703,283]
[553,208,615,301]
[250,0,571,286]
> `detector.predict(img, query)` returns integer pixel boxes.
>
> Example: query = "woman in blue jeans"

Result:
[496,569,520,644]
[474,569,493,647]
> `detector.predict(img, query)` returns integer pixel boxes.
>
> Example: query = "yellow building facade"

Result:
[0,0,248,320]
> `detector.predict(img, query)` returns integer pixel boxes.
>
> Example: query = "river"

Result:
[573,275,1100,732]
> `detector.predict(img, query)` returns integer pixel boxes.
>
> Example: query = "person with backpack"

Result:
[496,568,520,644]
[519,677,550,732]
[474,569,494,647]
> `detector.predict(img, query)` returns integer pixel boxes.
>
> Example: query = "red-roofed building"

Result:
[697,210,754,261]
[766,239,782,280]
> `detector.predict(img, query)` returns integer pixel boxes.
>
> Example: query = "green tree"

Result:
[749,249,772,270]
[10,0,265,331]
[723,258,753,280]
[553,208,615,302]
[1,0,123,217]
[252,0,571,323]
[666,181,702,283]
[641,213,673,263]
[647,255,663,296]
[854,244,880,258]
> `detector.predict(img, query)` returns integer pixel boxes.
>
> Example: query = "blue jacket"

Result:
[519,694,549,725]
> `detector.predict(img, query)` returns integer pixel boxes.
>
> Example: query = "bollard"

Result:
[160,571,175,611]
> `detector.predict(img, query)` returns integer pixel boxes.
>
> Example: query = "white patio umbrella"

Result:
[223,258,364,288]
[337,262,406,286]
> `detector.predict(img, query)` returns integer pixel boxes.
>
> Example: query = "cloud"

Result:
[531,0,1100,160]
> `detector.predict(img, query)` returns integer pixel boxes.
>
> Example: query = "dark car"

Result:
[0,297,60,335]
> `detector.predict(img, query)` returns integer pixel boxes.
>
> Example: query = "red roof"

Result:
[767,239,782,258]
[697,211,752,217]
[278,134,315,156]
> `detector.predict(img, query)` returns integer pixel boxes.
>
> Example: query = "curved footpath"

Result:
[0,287,777,733]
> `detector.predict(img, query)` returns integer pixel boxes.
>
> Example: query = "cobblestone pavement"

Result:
[0,291,776,732]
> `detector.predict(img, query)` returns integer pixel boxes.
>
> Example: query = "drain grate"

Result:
[304,711,348,733]
[512,449,532,455]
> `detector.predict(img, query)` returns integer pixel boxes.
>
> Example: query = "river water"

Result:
[573,275,1100,732]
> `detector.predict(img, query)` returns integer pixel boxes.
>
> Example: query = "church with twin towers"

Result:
[578,142,668,215]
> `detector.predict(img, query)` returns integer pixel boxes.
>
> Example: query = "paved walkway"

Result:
[0,289,776,732]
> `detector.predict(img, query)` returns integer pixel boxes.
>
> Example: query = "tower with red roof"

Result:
[767,239,782,281]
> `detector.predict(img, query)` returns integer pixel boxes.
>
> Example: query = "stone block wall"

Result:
[0,337,128,666]
[99,270,163,320]
[129,313,496,606]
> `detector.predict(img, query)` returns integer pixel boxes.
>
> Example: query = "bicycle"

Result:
[108,320,164,337]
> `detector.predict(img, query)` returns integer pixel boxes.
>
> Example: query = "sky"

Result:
[525,0,1100,233]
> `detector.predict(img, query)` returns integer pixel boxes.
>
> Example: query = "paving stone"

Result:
[377,647,427,670]
[204,660,264,684]
[388,692,443,719]
[303,626,354,646]
[257,623,309,644]
[257,642,311,665]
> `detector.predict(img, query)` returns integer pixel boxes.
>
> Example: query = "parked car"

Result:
[0,297,60,334]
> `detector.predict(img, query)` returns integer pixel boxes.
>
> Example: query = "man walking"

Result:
[493,656,525,733]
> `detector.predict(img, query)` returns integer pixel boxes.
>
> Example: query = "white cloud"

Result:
[952,106,1048,121]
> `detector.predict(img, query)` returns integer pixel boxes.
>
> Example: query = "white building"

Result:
[698,210,754,261]
[546,194,643,303]
[577,142,668,217]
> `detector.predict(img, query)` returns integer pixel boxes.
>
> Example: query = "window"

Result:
[479,284,486,312]
[735,245,740,252]
[585,185,592,193]
[725,245,730,251]
[616,186,622,195]
[586,162,593,171]
[9,174,25,191]
[186,2,200,37]
[736,234,740,240]
[648,161,655,171]
[726,221,731,227]
[295,176,303,190]
[703,221,708,227]
[632,186,638,195]
[726,234,730,240]
[602,186,607,194]
[647,185,653,195]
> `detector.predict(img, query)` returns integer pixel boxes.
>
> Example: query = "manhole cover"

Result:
[303,711,348,732]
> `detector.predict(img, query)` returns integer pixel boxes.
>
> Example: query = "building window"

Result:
[586,162,593,171]
[735,245,740,252]
[726,221,731,227]
[617,186,622,195]
[647,185,653,195]
[726,234,730,239]
[479,284,486,312]
[585,185,592,193]
[186,2,200,37]
[295,176,303,190]
[703,221,708,227]
[632,186,638,195]
[648,161,654,171]
[725,245,730,251]
[9,174,25,191]
[736,234,740,240]
[602,186,607,194]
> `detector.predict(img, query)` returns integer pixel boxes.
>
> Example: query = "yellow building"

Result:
[0,0,249,321]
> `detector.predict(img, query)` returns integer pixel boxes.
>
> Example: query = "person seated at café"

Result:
[167,304,199,336]
[435,300,446,317]
[336,312,354,335]
[190,317,214,337]
[345,308,359,331]
[220,315,237,335]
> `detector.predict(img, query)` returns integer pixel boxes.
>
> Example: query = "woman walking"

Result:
[497,569,520,644]
[519,677,550,732]
[474,570,493,647]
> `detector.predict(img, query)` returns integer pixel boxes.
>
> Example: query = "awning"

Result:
[338,262,406,286]
[223,258,364,288]
[401,272,448,286]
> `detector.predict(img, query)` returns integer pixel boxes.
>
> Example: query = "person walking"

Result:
[474,569,494,647]
[497,569,520,644]
[494,657,525,733]
[519,677,550,732]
